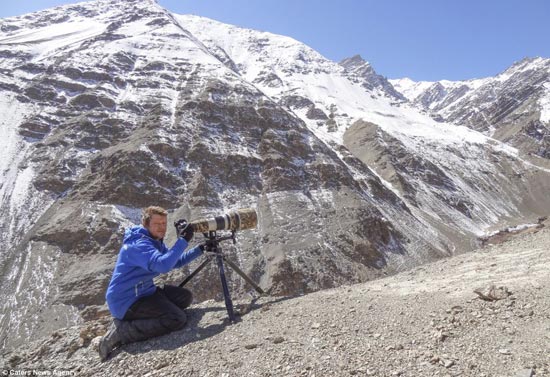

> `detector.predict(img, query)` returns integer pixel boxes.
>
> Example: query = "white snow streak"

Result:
[0,20,107,60]
[540,82,550,123]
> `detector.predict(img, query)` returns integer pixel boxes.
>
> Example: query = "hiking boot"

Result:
[98,321,121,361]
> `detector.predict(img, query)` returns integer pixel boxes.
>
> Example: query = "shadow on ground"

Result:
[111,294,295,359]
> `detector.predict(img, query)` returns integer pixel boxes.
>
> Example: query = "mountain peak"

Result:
[502,56,549,76]
[338,55,405,101]
[339,54,370,69]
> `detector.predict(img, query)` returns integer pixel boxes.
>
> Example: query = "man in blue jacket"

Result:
[99,206,203,361]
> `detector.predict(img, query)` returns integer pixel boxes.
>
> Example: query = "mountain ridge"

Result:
[389,57,550,159]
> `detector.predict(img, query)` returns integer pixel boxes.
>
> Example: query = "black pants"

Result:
[113,285,193,345]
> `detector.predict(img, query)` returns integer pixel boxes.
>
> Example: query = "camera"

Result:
[187,208,257,233]
[177,207,263,322]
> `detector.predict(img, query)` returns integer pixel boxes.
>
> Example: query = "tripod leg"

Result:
[179,257,211,288]
[223,257,265,295]
[216,254,236,322]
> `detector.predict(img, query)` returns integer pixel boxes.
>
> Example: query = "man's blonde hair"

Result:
[141,206,168,226]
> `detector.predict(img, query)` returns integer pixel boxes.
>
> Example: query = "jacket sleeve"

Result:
[174,244,204,268]
[126,238,189,274]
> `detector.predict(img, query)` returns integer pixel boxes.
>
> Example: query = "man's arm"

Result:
[124,238,189,273]
[174,244,204,268]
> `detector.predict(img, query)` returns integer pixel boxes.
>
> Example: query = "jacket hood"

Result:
[123,225,153,243]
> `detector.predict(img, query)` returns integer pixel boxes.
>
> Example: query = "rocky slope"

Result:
[2,219,549,377]
[0,0,549,352]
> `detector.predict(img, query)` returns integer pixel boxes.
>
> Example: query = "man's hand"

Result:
[174,219,194,242]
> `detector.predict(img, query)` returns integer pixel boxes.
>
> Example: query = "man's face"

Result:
[146,214,167,240]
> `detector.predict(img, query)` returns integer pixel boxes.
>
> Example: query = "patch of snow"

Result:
[0,19,107,60]
[113,205,143,226]
[0,95,29,178]
[540,82,550,123]
[9,166,34,210]
[389,78,434,101]
[484,223,540,238]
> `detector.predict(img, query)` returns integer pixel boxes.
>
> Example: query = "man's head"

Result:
[142,206,168,240]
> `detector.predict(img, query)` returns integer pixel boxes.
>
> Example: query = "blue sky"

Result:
[1,0,548,81]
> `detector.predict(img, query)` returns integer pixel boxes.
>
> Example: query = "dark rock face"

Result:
[279,95,314,109]
[18,121,52,139]
[415,82,447,109]
[522,120,550,158]
[79,150,184,208]
[306,106,328,120]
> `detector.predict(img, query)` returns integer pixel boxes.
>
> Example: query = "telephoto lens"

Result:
[189,208,257,233]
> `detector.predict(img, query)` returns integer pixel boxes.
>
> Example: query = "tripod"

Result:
[179,231,264,322]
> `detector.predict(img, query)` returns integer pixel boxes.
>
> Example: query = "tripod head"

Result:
[200,230,236,255]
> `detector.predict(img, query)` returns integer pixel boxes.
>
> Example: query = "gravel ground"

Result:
[2,225,549,377]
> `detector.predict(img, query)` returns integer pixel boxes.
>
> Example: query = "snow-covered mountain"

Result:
[0,0,549,350]
[390,58,550,158]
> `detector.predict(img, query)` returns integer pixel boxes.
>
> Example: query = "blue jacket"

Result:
[105,225,203,319]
